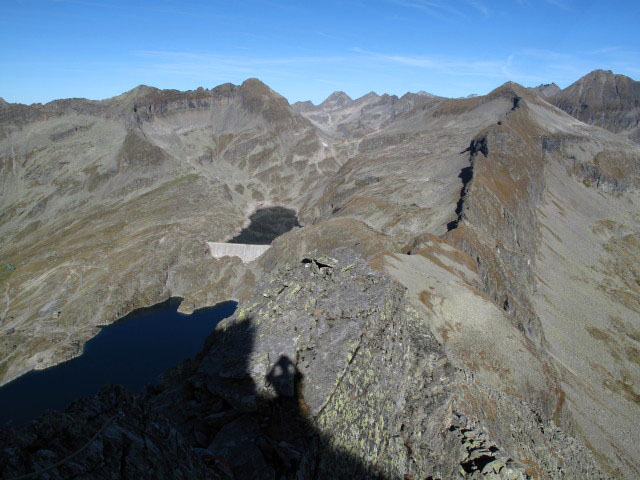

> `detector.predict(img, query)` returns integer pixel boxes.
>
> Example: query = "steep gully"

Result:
[446,136,487,232]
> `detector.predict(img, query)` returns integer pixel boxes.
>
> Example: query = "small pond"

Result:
[229,206,300,245]
[0,298,236,427]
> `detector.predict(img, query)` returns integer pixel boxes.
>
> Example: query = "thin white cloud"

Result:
[388,0,465,19]
[136,47,606,88]
[544,0,571,10]
[135,50,349,67]
[351,47,532,81]
[468,0,489,17]
[19,46,630,104]
[519,48,573,61]
[124,50,355,84]
[513,0,571,9]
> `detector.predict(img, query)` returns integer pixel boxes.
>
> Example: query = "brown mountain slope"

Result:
[442,86,640,478]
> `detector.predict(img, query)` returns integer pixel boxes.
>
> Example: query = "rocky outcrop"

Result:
[0,249,606,479]
[0,387,212,479]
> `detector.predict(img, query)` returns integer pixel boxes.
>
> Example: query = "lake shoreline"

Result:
[0,298,236,427]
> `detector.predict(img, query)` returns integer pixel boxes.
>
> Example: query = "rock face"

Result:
[549,70,640,142]
[0,387,213,479]
[0,249,606,479]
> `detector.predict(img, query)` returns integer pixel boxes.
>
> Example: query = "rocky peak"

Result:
[103,84,160,109]
[561,69,622,97]
[557,69,638,100]
[478,81,533,112]
[319,91,354,110]
[355,91,380,103]
[240,77,279,97]
[238,77,300,124]
[586,68,614,79]
[122,84,159,98]
[550,69,640,142]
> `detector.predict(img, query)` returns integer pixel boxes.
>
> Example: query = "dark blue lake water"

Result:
[0,298,236,427]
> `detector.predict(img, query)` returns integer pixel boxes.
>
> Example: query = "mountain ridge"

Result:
[0,69,639,478]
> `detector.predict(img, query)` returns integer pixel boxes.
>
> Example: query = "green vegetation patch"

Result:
[0,266,13,285]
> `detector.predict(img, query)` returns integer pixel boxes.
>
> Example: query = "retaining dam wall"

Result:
[206,242,270,263]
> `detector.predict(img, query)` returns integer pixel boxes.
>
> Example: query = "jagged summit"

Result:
[484,81,541,107]
[240,77,279,95]
[557,69,635,97]
[532,82,561,97]
[291,99,315,111]
[355,91,380,102]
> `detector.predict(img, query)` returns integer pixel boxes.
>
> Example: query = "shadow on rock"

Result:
[1,248,603,480]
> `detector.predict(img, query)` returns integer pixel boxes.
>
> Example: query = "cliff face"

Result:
[0,250,606,479]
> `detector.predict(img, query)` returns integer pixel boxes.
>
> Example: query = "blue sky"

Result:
[1,0,639,105]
